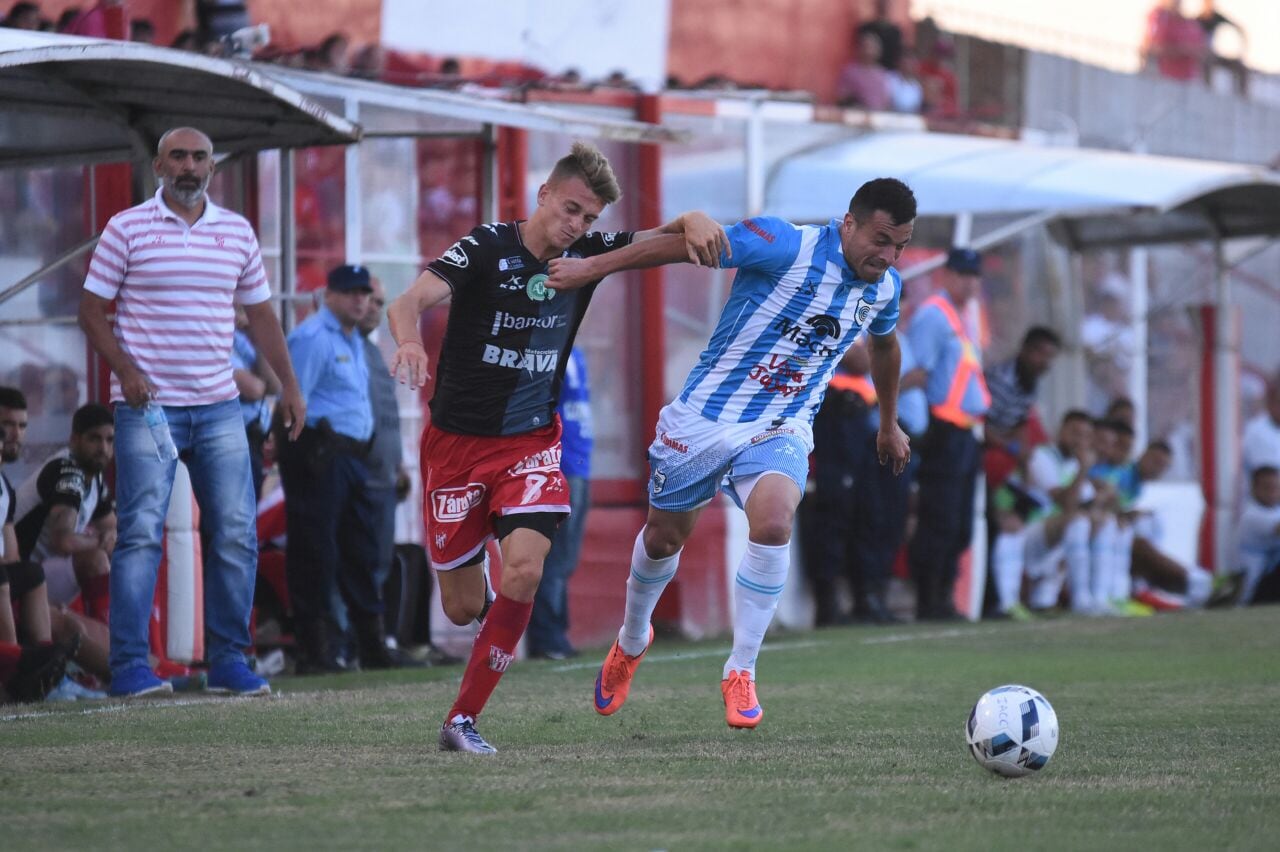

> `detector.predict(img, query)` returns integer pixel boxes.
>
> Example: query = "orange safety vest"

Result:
[828,373,877,406]
[921,294,990,429]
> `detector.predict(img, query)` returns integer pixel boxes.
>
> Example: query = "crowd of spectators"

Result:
[803,248,1278,627]
[1141,1,1249,93]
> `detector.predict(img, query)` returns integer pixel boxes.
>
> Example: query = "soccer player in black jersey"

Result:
[387,141,724,753]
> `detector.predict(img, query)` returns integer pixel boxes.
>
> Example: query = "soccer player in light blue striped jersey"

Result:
[546,178,916,729]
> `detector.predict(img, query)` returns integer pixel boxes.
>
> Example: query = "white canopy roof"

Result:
[665,130,1280,248]
[0,30,687,171]
[0,30,358,167]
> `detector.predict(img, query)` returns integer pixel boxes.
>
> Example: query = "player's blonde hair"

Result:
[547,141,621,205]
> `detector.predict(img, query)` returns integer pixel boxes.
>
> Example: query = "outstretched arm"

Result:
[547,211,729,291]
[387,268,453,388]
[869,331,911,475]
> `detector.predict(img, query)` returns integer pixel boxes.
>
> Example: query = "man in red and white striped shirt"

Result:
[79,126,305,698]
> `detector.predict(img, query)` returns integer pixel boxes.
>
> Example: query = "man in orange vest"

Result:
[905,248,991,620]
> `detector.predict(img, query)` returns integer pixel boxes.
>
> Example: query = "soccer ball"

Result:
[965,684,1059,777]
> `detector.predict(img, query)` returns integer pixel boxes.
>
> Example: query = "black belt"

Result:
[306,421,373,458]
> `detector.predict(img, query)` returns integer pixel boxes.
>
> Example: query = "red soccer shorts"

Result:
[420,419,570,570]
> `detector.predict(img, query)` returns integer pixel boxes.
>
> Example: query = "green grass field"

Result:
[5,607,1279,851]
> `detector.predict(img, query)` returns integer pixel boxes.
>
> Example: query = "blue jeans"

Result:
[109,399,258,675]
[528,476,589,655]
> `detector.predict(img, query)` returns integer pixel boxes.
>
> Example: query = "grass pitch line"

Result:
[549,639,827,672]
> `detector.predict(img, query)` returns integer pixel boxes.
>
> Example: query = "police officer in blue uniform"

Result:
[281,264,397,672]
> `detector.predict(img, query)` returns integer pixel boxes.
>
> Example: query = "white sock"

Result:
[619,528,680,656]
[1090,518,1117,607]
[725,540,789,679]
[1110,525,1135,601]
[992,531,1026,612]
[1064,516,1094,611]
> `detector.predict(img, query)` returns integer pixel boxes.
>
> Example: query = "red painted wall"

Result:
[667,0,912,103]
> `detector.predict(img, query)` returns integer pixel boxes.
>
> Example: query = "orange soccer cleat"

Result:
[721,669,763,729]
[592,626,653,716]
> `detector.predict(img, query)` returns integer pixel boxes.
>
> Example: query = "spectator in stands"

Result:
[1243,375,1280,478]
[170,29,199,51]
[1141,0,1209,82]
[55,9,81,33]
[79,126,305,698]
[1196,1,1247,93]
[129,17,154,44]
[915,19,959,118]
[64,0,123,39]
[283,264,409,672]
[857,0,903,72]
[888,52,924,114]
[318,32,351,74]
[836,30,893,111]
[1,2,40,29]
[232,306,280,498]
[528,346,593,658]
[907,248,990,620]
[349,43,387,80]
[14,404,115,625]
[600,69,639,91]
[1235,465,1280,604]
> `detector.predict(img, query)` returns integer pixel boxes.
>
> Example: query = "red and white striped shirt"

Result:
[84,189,272,406]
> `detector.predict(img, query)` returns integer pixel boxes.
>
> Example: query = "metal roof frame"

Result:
[0,30,358,168]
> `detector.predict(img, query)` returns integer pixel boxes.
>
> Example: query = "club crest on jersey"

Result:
[601,232,618,246]
[441,241,469,268]
[526,273,555,302]
[853,298,872,326]
[650,470,667,495]
[431,483,485,522]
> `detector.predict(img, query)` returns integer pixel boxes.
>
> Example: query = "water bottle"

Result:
[143,403,179,461]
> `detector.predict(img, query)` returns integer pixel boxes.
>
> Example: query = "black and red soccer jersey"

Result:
[424,221,632,436]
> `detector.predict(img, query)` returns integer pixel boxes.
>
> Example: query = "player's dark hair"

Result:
[1061,409,1093,428]
[0,386,27,410]
[71,403,113,435]
[1252,465,1280,487]
[1022,326,1061,350]
[548,141,621,205]
[848,178,917,226]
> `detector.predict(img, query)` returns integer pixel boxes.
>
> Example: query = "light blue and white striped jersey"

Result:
[678,216,901,426]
